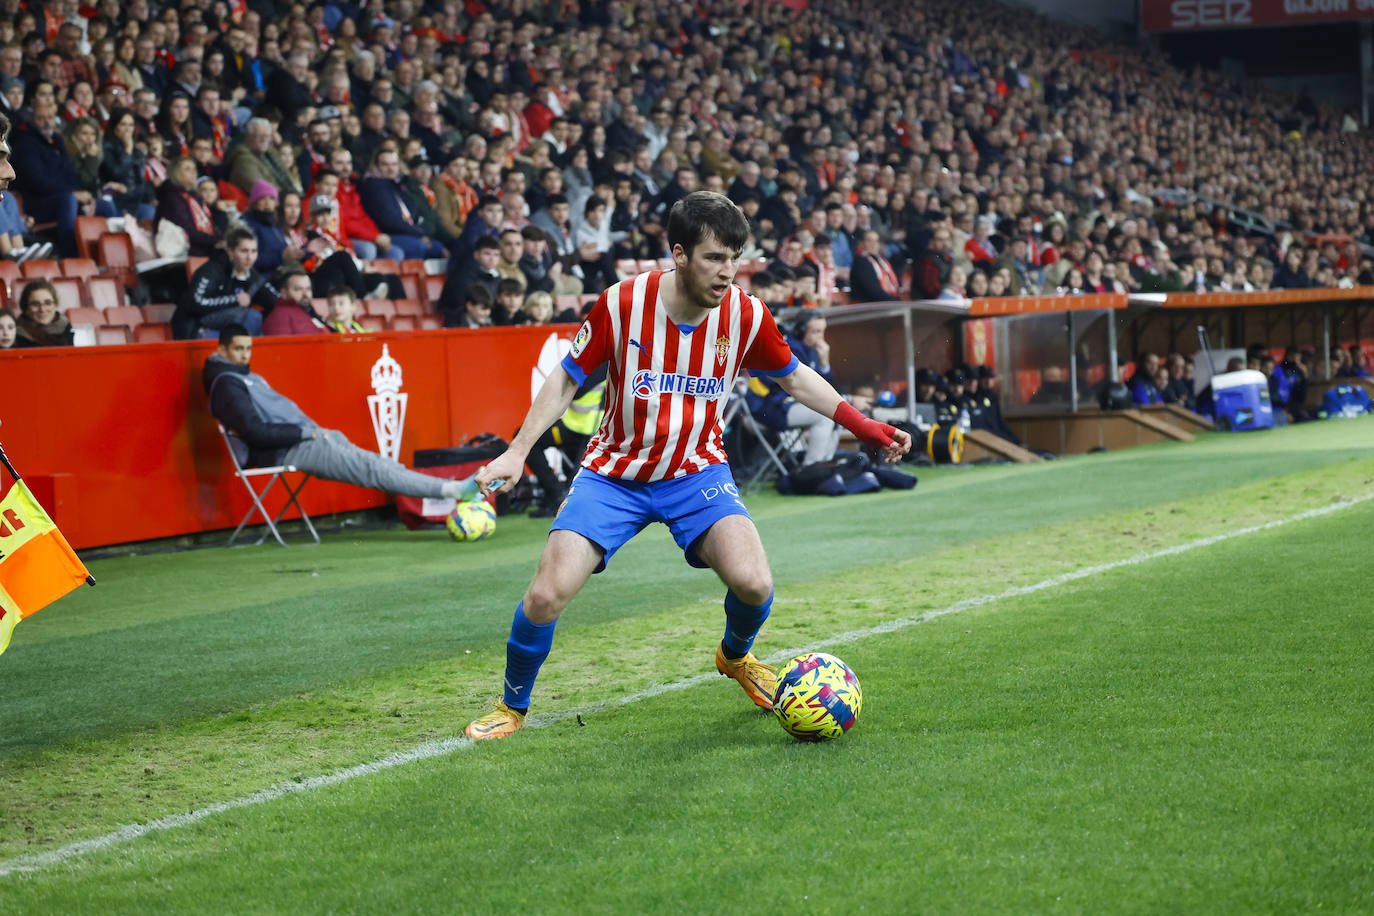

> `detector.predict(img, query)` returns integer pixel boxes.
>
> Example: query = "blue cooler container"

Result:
[1211,370,1274,431]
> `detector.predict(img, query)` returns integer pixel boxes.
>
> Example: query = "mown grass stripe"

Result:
[3,491,1367,878]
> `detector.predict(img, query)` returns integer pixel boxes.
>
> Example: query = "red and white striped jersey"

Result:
[561,269,796,482]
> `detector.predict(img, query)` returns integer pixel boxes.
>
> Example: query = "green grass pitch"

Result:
[1,419,1371,913]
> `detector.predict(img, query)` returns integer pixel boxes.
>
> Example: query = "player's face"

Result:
[219,335,252,365]
[675,232,740,311]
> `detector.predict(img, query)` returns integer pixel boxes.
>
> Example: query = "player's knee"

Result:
[523,581,569,623]
[731,572,773,608]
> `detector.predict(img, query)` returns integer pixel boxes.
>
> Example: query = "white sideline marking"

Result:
[2,494,1369,877]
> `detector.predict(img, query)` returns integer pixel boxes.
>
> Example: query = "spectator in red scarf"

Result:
[851,229,904,302]
[156,154,220,257]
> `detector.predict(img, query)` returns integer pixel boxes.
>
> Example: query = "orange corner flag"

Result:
[0,480,91,656]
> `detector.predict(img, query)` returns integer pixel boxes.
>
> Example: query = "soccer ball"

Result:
[771,652,862,742]
[446,500,497,542]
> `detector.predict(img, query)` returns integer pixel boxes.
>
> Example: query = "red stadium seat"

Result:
[95,325,131,346]
[64,306,105,328]
[637,259,659,273]
[555,294,581,315]
[0,260,20,306]
[418,315,442,330]
[399,259,427,277]
[20,258,60,279]
[393,299,424,317]
[96,233,137,288]
[92,277,127,310]
[358,315,386,332]
[399,274,421,303]
[388,315,416,331]
[367,258,399,275]
[103,305,144,331]
[423,275,444,306]
[615,259,637,277]
[365,299,396,318]
[142,303,177,324]
[133,323,172,343]
[186,256,209,282]
[76,216,107,261]
[60,258,100,281]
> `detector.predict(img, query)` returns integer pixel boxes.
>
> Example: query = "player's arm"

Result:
[774,362,911,463]
[475,364,580,495]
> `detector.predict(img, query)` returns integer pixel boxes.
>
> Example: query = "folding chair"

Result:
[219,424,320,547]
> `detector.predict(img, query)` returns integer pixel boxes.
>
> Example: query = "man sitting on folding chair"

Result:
[746,313,842,466]
[205,324,472,526]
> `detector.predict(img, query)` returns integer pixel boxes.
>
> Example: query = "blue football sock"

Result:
[721,589,773,658]
[502,601,557,712]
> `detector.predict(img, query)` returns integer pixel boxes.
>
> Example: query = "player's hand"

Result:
[882,426,912,464]
[236,291,251,307]
[475,450,525,496]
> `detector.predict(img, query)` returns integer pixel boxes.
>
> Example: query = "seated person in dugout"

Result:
[205,323,469,501]
[746,313,841,465]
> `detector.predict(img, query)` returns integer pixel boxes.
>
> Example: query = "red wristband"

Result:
[833,401,896,450]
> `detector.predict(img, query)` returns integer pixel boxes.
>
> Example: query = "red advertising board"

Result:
[1141,0,1374,32]
[0,327,576,549]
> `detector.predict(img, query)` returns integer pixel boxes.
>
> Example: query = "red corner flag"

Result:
[0,480,92,656]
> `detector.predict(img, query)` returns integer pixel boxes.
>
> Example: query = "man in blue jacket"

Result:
[1130,352,1163,405]
[358,147,444,260]
[747,313,841,465]
[9,100,89,256]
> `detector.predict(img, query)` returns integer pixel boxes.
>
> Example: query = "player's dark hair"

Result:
[218,323,251,344]
[0,110,11,145]
[474,235,500,252]
[497,278,524,297]
[325,285,355,300]
[667,191,749,258]
[467,284,494,307]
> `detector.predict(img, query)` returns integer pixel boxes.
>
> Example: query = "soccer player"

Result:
[466,191,911,740]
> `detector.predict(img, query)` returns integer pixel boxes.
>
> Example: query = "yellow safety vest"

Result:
[560,381,605,437]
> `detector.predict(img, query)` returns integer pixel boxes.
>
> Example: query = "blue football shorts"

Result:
[549,463,751,573]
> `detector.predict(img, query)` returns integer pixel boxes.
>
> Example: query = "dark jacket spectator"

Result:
[913,239,953,300]
[100,117,155,216]
[849,231,903,302]
[156,156,222,258]
[265,53,314,117]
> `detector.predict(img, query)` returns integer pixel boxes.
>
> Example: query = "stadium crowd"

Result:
[0,0,1367,348]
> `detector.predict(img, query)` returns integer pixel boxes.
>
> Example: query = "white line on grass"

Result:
[3,493,1369,877]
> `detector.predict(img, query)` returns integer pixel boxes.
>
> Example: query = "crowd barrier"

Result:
[1,326,577,549]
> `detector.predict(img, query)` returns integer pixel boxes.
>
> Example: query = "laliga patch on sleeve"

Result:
[571,320,592,358]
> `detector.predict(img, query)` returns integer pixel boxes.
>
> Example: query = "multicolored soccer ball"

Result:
[771,652,862,742]
[446,500,497,542]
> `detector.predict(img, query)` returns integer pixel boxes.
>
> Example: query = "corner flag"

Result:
[0,479,92,656]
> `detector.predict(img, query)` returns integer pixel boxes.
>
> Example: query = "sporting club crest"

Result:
[367,344,407,461]
[715,334,731,366]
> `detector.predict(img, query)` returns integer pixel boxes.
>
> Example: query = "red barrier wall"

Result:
[0,327,576,549]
